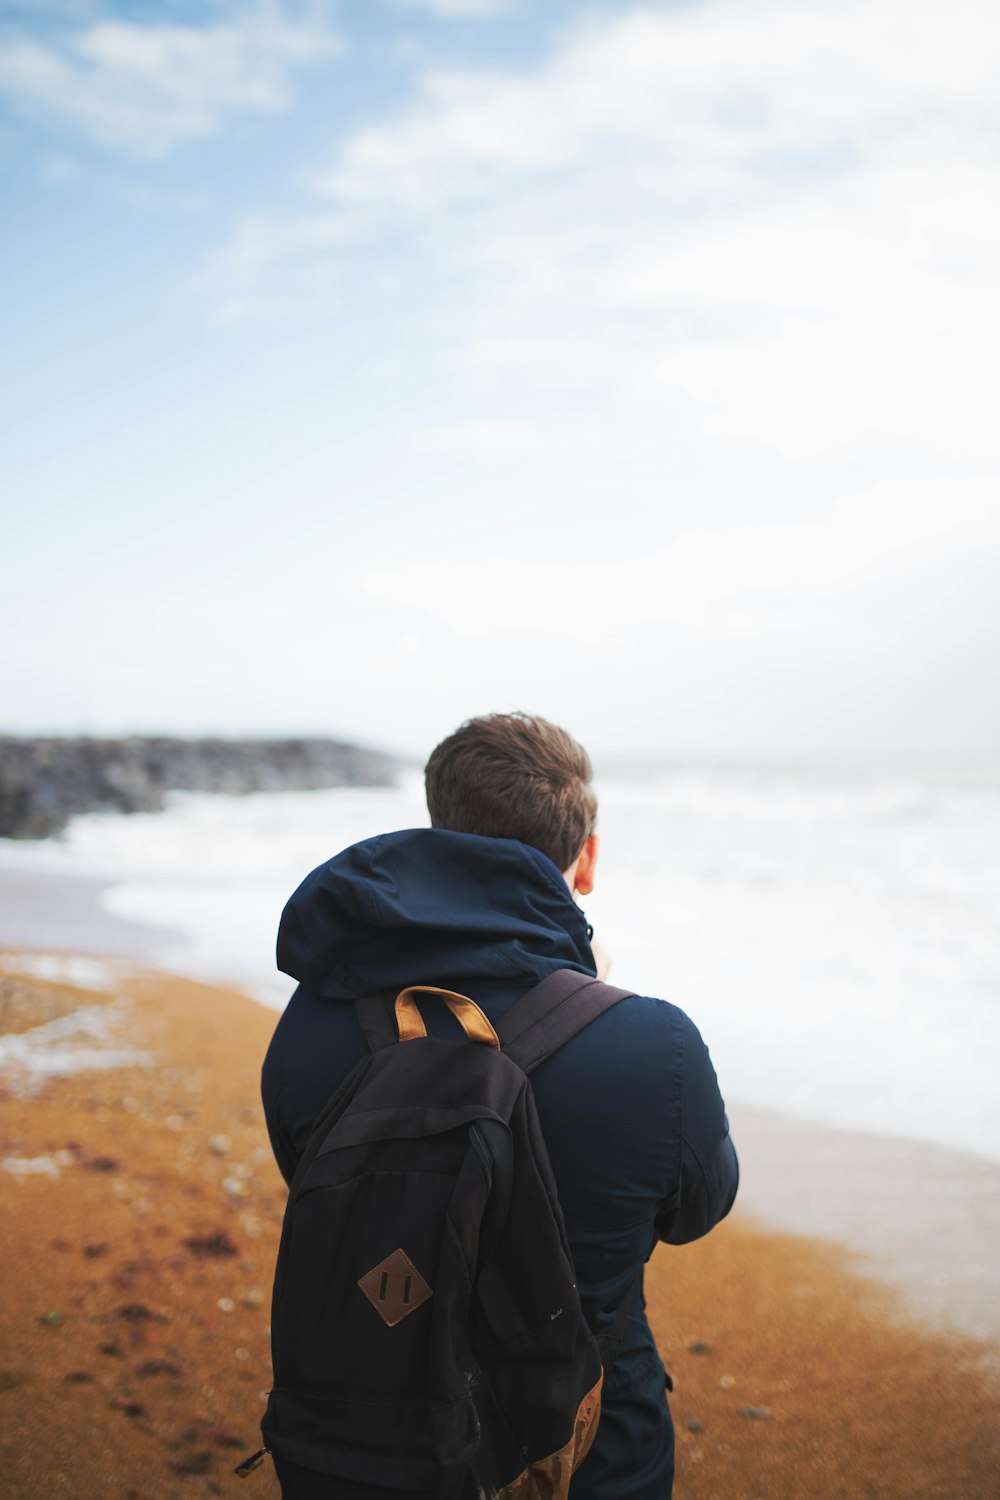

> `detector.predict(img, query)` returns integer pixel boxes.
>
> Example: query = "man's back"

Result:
[262,827,738,1499]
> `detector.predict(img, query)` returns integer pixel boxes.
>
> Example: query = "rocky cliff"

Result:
[0,736,400,840]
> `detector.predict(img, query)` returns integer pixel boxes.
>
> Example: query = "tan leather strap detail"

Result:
[394,986,501,1049]
[498,1372,603,1499]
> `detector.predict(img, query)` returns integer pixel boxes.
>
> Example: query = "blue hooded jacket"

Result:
[262,828,738,1500]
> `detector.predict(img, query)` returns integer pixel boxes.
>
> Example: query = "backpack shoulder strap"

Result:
[497,969,636,1074]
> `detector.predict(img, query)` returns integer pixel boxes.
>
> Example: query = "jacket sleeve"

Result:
[261,1023,299,1188]
[655,1012,739,1245]
[262,1083,299,1188]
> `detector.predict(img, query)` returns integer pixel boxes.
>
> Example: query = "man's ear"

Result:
[572,833,599,896]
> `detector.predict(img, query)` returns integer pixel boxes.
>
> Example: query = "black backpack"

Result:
[237,969,635,1499]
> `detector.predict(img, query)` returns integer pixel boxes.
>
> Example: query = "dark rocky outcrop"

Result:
[0,736,400,840]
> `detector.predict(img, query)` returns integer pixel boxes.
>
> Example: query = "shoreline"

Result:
[1,953,998,1498]
[1,851,997,1347]
[0,865,187,959]
[729,1102,1000,1344]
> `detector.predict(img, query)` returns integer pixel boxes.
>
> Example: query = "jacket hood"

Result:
[277,827,596,1000]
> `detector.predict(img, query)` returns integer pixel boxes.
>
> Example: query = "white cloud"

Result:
[362,480,1000,642]
[0,2,338,156]
[397,0,517,16]
[210,0,1000,477]
[412,416,618,458]
[5,2,998,756]
[312,0,997,213]
[647,174,1000,460]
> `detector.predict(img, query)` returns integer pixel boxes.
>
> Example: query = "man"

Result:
[262,712,738,1499]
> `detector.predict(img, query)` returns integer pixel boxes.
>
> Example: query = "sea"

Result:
[2,762,998,1165]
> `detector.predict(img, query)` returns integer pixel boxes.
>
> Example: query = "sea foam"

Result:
[2,763,997,1160]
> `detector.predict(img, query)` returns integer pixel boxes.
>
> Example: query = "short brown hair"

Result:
[424,712,597,871]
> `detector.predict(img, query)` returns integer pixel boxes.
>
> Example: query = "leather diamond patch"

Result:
[358,1248,433,1328]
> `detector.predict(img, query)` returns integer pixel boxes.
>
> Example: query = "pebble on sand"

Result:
[117,1302,155,1323]
[184,1229,238,1258]
[110,1396,146,1418]
[136,1358,186,1377]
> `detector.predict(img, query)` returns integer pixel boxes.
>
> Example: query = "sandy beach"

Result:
[2,952,998,1500]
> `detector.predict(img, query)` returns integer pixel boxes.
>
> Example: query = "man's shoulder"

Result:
[589,987,705,1047]
[539,986,709,1093]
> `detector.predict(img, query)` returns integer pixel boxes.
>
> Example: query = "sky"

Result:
[2,0,998,760]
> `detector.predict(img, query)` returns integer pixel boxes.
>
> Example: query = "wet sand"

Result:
[0,864,185,958]
[1,954,998,1500]
[728,1102,1000,1346]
